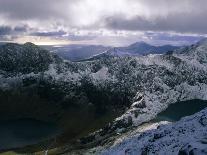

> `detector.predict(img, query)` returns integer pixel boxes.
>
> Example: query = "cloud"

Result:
[14,25,28,32]
[31,30,66,37]
[0,25,28,36]
[143,32,205,45]
[101,0,207,34]
[0,0,68,20]
[104,12,207,34]
[0,0,207,45]
[0,26,12,35]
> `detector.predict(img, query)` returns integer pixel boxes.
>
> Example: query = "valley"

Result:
[1,1,207,155]
[0,39,207,154]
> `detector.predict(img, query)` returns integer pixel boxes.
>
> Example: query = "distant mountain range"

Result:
[107,41,179,56]
[41,42,180,61]
[42,44,111,61]
[88,42,179,61]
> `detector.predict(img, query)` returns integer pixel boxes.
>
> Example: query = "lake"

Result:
[0,119,60,151]
[0,99,206,152]
[0,106,119,152]
[154,99,207,122]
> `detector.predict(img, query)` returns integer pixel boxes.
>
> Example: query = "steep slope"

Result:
[102,107,207,155]
[115,39,207,127]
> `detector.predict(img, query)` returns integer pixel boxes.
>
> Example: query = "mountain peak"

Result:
[129,41,150,48]
[23,42,40,49]
[24,42,36,46]
[0,42,55,74]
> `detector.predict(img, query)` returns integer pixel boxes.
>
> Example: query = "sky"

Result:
[0,0,206,46]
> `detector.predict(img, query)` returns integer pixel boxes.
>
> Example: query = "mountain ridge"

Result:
[41,41,180,62]
[87,42,180,61]
[0,42,60,74]
[0,39,207,153]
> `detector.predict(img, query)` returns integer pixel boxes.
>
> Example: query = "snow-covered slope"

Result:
[0,40,207,124]
[0,39,207,152]
[0,42,59,74]
[102,107,207,155]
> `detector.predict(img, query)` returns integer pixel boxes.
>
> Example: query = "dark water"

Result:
[155,99,207,122]
[0,119,60,150]
[0,106,119,152]
[1,100,206,152]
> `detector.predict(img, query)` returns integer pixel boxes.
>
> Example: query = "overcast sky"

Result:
[0,0,206,46]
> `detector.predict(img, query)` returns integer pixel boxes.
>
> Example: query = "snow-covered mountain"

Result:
[0,42,59,74]
[90,42,179,59]
[0,39,206,153]
[42,42,178,62]
[101,107,207,155]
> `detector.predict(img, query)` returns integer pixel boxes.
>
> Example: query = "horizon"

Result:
[1,37,206,47]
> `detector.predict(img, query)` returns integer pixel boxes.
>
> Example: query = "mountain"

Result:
[0,42,61,74]
[122,41,179,55]
[90,42,179,59]
[0,42,7,46]
[101,107,207,155]
[42,44,110,61]
[0,39,206,153]
[42,42,178,62]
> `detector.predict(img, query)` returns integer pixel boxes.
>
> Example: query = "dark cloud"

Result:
[0,25,28,36]
[104,11,207,34]
[0,26,12,35]
[1,0,207,35]
[14,25,28,32]
[31,30,66,37]
[0,0,70,20]
[0,0,207,45]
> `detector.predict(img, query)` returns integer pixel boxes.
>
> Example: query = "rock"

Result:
[178,149,188,155]
[153,133,163,140]
[199,114,207,126]
[133,100,146,109]
[127,116,133,125]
